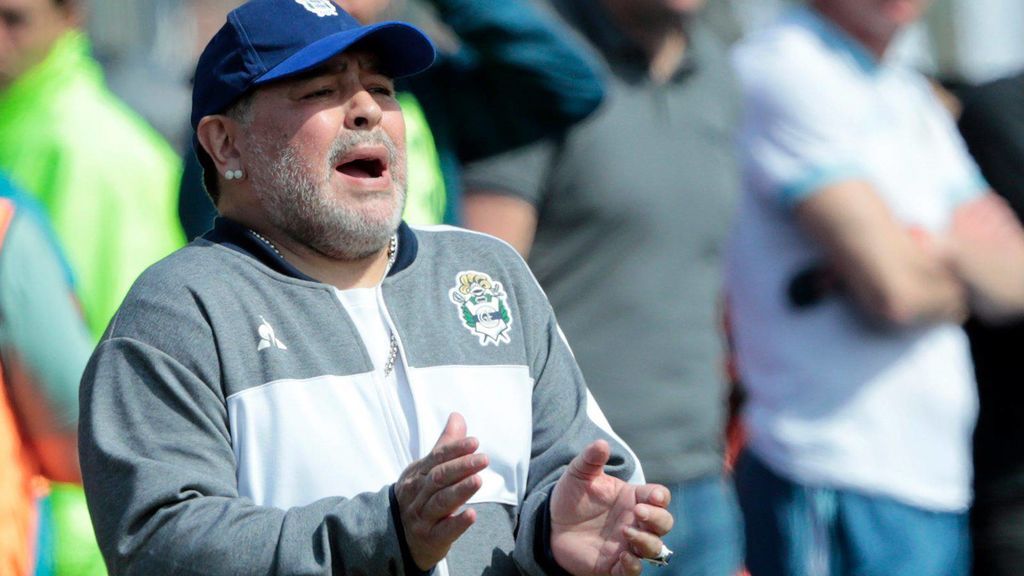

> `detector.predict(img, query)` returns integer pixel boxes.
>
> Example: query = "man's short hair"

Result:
[197,93,254,205]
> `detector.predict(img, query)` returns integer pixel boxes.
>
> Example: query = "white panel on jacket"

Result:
[410,365,533,507]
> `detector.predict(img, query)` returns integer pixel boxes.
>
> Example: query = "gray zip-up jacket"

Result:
[79,219,642,576]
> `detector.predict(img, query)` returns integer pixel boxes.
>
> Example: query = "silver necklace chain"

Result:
[250,229,283,259]
[382,234,399,377]
[251,230,401,376]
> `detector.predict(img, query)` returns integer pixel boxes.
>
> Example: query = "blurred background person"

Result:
[0,0,185,574]
[0,0,184,337]
[462,0,744,574]
[727,1,1024,575]
[956,71,1024,576]
[176,0,607,239]
[0,173,92,576]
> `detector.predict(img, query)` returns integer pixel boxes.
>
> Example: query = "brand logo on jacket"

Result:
[449,271,513,346]
[295,0,338,17]
[257,316,288,351]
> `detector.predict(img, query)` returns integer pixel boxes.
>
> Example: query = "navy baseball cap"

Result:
[191,0,436,130]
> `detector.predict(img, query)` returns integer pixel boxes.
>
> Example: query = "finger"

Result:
[400,435,477,493]
[425,413,475,469]
[613,551,643,576]
[425,436,480,474]
[566,439,611,482]
[422,472,485,520]
[407,443,482,513]
[427,506,477,545]
[635,483,671,508]
[433,412,468,451]
[635,503,674,536]
[401,441,480,512]
[429,452,489,491]
[624,526,664,560]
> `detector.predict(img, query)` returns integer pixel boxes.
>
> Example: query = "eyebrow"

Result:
[289,54,388,83]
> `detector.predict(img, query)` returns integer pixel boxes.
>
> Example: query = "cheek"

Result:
[382,111,406,154]
[285,113,345,159]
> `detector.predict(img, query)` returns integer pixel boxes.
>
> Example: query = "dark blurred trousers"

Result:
[972,495,1024,576]
[736,450,969,576]
[641,474,744,576]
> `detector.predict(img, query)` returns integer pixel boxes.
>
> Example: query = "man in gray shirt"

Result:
[463,1,742,574]
[77,1,675,574]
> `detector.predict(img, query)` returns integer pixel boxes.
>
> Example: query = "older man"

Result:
[727,1,1024,575]
[78,1,672,574]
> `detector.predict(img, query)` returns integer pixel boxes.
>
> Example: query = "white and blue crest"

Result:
[295,0,338,17]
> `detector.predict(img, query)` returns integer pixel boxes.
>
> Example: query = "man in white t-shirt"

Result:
[727,1,1024,574]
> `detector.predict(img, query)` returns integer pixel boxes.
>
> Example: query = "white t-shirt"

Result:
[727,7,986,512]
[335,286,419,458]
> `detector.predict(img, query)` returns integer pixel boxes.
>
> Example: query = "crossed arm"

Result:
[795,181,1024,327]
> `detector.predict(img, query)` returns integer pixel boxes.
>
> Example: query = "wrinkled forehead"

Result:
[252,50,390,97]
[289,50,388,81]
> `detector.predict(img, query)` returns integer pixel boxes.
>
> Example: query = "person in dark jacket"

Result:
[957,71,1024,576]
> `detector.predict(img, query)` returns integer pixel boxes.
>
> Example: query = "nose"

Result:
[344,89,383,131]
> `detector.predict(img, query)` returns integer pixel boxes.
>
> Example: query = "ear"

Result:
[196,115,243,177]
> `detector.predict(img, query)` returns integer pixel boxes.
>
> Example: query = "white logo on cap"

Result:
[295,0,338,17]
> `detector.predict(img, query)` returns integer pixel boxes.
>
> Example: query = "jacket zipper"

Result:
[377,286,451,576]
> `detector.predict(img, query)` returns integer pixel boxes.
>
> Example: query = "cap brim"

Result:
[255,22,435,86]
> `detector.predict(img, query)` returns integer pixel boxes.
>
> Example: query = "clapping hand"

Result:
[550,440,674,576]
[394,413,490,571]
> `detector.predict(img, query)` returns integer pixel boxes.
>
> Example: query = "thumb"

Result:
[566,439,611,483]
[434,412,468,448]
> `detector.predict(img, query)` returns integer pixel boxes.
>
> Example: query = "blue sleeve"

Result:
[0,209,92,429]
[409,0,606,163]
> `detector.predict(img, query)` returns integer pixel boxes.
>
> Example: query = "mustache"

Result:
[328,130,400,169]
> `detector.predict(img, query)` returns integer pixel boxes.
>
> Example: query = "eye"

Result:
[368,85,395,97]
[0,9,27,28]
[301,88,334,100]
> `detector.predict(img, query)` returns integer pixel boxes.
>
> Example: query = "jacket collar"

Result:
[0,31,101,118]
[203,217,418,282]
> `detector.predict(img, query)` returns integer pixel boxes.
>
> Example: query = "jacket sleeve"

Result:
[0,209,91,483]
[79,327,410,575]
[509,264,643,575]
[414,0,606,162]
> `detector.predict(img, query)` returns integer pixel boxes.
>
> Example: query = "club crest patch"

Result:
[295,0,338,17]
[449,271,513,346]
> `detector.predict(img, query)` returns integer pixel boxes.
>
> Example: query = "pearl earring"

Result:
[224,169,244,180]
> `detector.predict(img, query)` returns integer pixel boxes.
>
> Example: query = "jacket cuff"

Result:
[535,496,573,576]
[389,485,435,576]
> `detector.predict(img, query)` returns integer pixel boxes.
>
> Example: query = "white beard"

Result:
[247,129,407,261]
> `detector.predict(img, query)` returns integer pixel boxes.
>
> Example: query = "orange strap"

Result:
[0,198,42,575]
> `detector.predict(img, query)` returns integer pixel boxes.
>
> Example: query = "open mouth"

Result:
[336,149,388,179]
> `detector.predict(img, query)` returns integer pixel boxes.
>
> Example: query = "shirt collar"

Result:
[203,217,418,282]
[555,0,700,84]
[795,6,884,74]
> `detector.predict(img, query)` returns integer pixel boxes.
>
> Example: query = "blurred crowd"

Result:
[0,0,1022,575]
